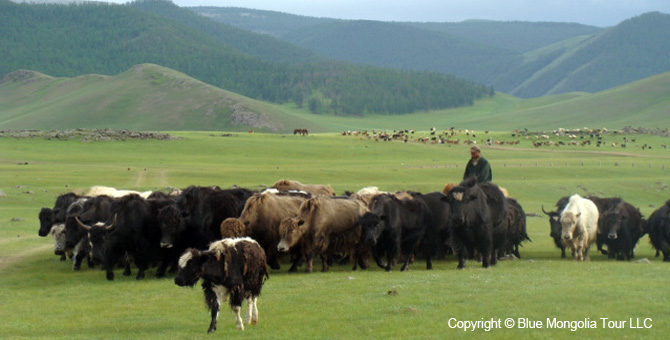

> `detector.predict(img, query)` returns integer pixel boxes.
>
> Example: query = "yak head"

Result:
[238,195,266,229]
[601,204,629,240]
[157,204,184,249]
[361,194,396,245]
[50,224,67,256]
[560,211,581,240]
[542,205,563,240]
[277,217,305,252]
[38,208,55,237]
[175,186,200,219]
[360,212,384,246]
[63,199,89,250]
[174,248,211,287]
[220,218,247,239]
[441,178,482,226]
[75,215,116,264]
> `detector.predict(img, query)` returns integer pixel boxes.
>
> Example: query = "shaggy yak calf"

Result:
[174,238,269,333]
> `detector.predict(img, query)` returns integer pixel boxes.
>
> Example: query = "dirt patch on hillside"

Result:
[230,104,283,131]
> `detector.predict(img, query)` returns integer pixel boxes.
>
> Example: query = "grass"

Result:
[1,131,669,339]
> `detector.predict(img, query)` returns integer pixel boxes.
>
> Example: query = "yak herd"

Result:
[36,179,670,331]
[542,194,670,262]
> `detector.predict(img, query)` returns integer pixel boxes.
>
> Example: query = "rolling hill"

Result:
[0,64,321,132]
[1,64,668,132]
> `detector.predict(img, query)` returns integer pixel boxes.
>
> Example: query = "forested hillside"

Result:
[193,6,670,98]
[281,20,520,85]
[0,0,492,115]
[191,7,602,54]
[496,12,670,97]
[130,0,321,64]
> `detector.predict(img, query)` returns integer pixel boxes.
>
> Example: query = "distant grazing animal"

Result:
[85,185,152,199]
[542,196,569,258]
[277,196,369,273]
[293,128,309,136]
[174,238,269,333]
[175,186,255,243]
[647,199,670,262]
[271,179,336,196]
[360,194,431,271]
[441,177,509,269]
[560,194,599,261]
[505,197,530,259]
[224,191,310,271]
[599,199,646,261]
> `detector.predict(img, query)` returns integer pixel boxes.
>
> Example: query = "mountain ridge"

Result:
[193,6,670,98]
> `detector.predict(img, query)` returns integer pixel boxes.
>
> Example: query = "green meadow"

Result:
[1,131,669,340]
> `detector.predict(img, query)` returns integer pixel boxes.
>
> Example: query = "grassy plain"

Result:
[1,131,669,340]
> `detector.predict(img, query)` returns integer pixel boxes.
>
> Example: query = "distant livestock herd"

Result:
[339,127,668,150]
[37,180,670,332]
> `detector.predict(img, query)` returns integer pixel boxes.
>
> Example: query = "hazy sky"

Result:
[58,0,670,27]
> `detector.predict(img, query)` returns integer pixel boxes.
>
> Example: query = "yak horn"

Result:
[105,214,118,231]
[75,216,92,231]
[541,205,551,216]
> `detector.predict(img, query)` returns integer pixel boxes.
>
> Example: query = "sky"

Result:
[32,0,670,27]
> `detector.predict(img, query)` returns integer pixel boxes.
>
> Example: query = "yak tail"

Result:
[261,261,270,282]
